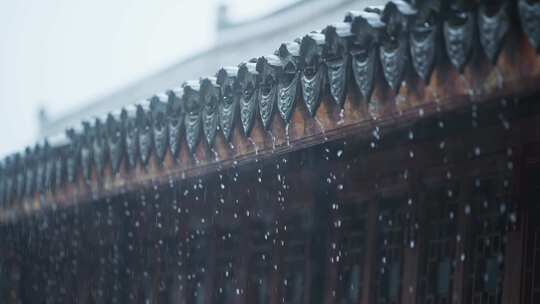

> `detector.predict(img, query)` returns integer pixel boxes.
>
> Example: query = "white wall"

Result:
[0,0,219,157]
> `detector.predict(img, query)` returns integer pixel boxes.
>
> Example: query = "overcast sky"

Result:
[0,0,295,158]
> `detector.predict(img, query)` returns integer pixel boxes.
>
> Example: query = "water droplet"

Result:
[510,212,517,223]
[499,203,507,214]
[475,178,481,188]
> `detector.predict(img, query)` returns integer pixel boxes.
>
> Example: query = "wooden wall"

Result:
[1,93,539,303]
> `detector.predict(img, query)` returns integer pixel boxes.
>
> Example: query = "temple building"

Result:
[1,0,540,304]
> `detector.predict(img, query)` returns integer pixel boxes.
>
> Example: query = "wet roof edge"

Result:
[1,0,540,223]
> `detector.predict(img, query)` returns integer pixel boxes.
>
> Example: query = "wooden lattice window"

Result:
[526,227,540,302]
[376,200,406,304]
[248,221,273,304]
[281,213,308,304]
[214,226,241,304]
[417,190,458,304]
[466,180,508,304]
[523,164,540,303]
[335,202,367,304]
[185,233,208,304]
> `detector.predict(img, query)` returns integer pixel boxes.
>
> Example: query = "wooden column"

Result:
[504,140,540,303]
[269,224,282,304]
[451,175,474,304]
[236,187,250,304]
[307,182,330,304]
[401,173,426,304]
[361,199,379,304]
[204,177,218,304]
[268,168,285,304]
[225,170,253,304]
[323,218,339,304]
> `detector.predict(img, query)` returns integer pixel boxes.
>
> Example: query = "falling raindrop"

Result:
[507,147,513,157]
[465,205,471,215]
[509,212,517,224]
[474,146,481,156]
[247,137,259,155]
[337,108,345,125]
[372,128,381,141]
[210,148,220,161]
[314,117,328,142]
[439,141,445,150]
[475,178,481,188]
[268,130,277,151]
[499,203,507,214]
